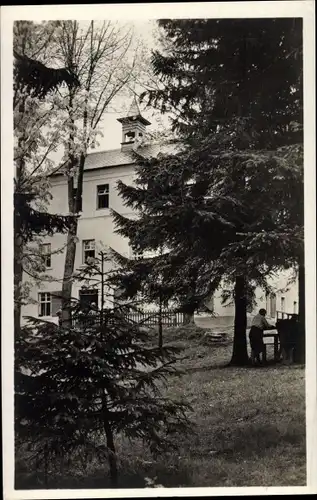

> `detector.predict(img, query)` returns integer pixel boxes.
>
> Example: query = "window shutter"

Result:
[51,291,62,316]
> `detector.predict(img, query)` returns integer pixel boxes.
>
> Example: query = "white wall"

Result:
[209,269,298,319]
[22,162,299,322]
[21,164,136,321]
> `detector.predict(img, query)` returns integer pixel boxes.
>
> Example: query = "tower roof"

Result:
[128,95,141,116]
[117,96,151,126]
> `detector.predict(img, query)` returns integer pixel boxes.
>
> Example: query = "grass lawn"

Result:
[16,323,306,489]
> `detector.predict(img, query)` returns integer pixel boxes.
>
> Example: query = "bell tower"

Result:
[117,97,151,151]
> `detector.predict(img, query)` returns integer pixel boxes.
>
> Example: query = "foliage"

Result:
[14,51,80,100]
[15,322,305,489]
[113,18,303,364]
[144,18,302,145]
[15,311,192,486]
[13,21,77,326]
[14,192,72,245]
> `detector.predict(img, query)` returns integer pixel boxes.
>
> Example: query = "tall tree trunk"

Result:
[61,78,87,325]
[183,310,195,325]
[14,134,25,337]
[182,268,198,326]
[14,233,23,337]
[294,255,305,363]
[230,275,249,366]
[61,148,85,325]
[61,217,78,325]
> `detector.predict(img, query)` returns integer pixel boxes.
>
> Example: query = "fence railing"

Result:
[276,310,295,320]
[71,309,184,328]
[127,310,184,327]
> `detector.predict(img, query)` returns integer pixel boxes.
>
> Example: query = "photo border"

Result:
[1,2,316,497]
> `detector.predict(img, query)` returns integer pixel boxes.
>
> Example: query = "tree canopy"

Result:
[113,18,304,364]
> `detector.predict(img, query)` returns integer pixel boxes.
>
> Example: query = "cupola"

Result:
[117,97,151,151]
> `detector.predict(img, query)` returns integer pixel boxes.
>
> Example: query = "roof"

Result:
[127,96,141,116]
[117,96,151,126]
[83,142,180,171]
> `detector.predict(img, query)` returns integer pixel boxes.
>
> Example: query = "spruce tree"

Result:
[15,293,191,487]
[113,18,303,365]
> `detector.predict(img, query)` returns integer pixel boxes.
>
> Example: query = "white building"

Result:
[21,100,299,324]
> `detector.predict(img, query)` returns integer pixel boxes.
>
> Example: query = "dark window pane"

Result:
[98,194,109,209]
[84,250,95,263]
[79,289,98,308]
[97,184,109,209]
[39,303,45,317]
[40,244,51,268]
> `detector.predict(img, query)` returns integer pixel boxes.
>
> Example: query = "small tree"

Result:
[15,306,191,487]
[109,246,178,347]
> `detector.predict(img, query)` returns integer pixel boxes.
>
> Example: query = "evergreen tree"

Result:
[111,149,228,325]
[113,18,303,365]
[14,50,79,102]
[110,246,185,345]
[15,299,191,487]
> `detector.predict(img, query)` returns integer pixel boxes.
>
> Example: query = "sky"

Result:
[45,19,172,165]
[94,98,171,152]
[84,19,171,153]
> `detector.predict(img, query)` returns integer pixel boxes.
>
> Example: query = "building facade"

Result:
[21,101,299,324]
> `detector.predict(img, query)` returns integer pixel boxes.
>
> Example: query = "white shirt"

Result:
[251,313,271,330]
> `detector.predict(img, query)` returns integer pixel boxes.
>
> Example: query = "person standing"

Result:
[249,308,276,365]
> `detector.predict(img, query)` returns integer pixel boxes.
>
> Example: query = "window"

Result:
[281,296,285,312]
[79,289,98,309]
[39,292,51,317]
[293,301,297,314]
[97,184,109,209]
[83,240,95,263]
[125,131,135,142]
[73,188,82,212]
[270,293,276,318]
[40,243,51,268]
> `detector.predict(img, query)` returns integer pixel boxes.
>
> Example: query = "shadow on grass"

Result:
[15,459,193,490]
